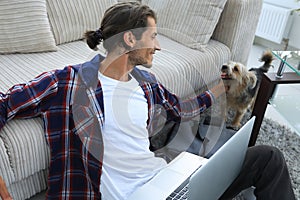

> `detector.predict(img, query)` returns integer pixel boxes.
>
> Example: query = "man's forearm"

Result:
[0,176,12,200]
[209,81,226,100]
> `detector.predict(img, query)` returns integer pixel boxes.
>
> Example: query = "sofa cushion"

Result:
[0,138,15,186]
[143,0,227,50]
[0,118,50,181]
[46,0,117,45]
[8,170,48,200]
[0,0,57,54]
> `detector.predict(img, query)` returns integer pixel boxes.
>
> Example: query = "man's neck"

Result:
[100,53,134,82]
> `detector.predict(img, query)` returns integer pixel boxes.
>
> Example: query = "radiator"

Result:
[255,3,293,44]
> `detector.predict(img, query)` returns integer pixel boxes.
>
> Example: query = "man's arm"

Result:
[0,71,58,130]
[156,80,226,122]
[0,176,12,200]
[209,80,227,100]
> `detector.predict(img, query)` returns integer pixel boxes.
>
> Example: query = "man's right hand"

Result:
[0,176,12,200]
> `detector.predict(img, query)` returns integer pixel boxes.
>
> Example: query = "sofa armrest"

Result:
[212,0,263,65]
[0,138,15,186]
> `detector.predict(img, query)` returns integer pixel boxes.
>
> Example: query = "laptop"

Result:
[128,116,255,200]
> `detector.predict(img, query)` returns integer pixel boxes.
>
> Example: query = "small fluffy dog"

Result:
[221,51,274,129]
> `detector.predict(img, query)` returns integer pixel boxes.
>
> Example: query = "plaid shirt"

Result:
[0,55,213,199]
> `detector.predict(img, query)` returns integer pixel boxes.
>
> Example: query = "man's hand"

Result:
[209,80,227,99]
[0,176,12,200]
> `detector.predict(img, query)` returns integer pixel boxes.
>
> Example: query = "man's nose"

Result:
[154,39,161,51]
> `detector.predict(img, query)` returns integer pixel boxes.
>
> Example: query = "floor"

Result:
[247,44,300,136]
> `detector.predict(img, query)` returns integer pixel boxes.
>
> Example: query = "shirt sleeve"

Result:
[157,83,214,122]
[0,71,58,130]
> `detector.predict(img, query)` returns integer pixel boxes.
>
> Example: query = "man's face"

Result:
[128,17,161,68]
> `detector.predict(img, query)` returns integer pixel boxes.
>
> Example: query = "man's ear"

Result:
[123,31,136,48]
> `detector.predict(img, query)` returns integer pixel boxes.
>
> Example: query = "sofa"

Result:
[0,0,262,199]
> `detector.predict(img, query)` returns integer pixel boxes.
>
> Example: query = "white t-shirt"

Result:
[98,72,167,200]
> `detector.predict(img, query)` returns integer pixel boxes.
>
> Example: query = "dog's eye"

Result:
[233,66,239,71]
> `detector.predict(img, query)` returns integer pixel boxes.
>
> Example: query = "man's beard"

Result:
[128,49,152,68]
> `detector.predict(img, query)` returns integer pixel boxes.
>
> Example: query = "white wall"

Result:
[255,0,300,50]
[289,14,300,49]
[264,0,300,9]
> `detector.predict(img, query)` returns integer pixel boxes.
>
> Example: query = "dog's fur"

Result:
[249,51,274,87]
[221,51,274,129]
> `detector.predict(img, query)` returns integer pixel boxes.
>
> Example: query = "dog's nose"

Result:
[222,65,228,70]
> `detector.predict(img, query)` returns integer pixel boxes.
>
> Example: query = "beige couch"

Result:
[0,0,262,199]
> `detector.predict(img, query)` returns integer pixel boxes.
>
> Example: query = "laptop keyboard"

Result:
[166,164,203,200]
[166,179,189,200]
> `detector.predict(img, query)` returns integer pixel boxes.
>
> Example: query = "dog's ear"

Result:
[248,72,257,89]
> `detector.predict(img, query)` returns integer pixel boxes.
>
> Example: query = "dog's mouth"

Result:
[221,72,232,80]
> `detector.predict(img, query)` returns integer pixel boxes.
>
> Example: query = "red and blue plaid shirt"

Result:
[0,55,213,199]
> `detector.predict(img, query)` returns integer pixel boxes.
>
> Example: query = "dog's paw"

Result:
[226,124,241,131]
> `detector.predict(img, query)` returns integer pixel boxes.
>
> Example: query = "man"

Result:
[0,2,296,200]
[0,177,11,200]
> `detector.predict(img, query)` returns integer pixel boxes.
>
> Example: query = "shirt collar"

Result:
[77,54,156,89]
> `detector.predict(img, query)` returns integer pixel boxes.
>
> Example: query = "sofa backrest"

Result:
[0,0,117,54]
[46,0,117,45]
[0,0,58,54]
[0,0,228,53]
[142,0,227,50]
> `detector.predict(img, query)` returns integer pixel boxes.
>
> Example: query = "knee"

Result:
[253,145,285,167]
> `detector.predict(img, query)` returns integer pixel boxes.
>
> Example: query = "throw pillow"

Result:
[142,0,227,49]
[46,0,117,45]
[0,0,57,54]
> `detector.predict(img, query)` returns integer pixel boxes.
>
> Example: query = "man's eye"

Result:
[152,33,158,39]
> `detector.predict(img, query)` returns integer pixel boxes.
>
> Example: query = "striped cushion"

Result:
[0,0,57,54]
[0,41,99,92]
[0,118,50,182]
[0,36,230,98]
[8,170,48,200]
[0,37,230,97]
[143,0,227,50]
[46,0,117,45]
[0,138,14,186]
